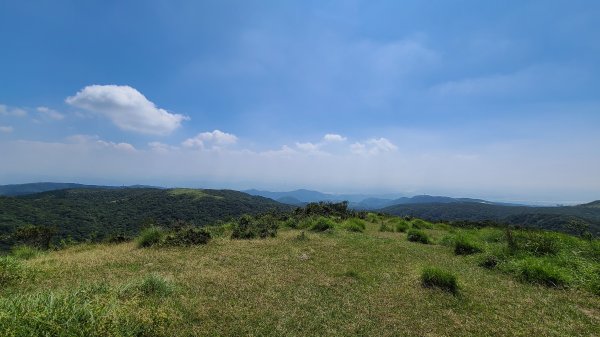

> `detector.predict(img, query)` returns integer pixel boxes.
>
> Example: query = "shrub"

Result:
[310,217,336,232]
[343,218,366,232]
[407,229,430,244]
[164,227,211,246]
[10,245,40,260]
[231,214,278,240]
[421,267,459,294]
[0,256,25,286]
[379,222,393,232]
[136,226,165,248]
[454,236,483,255]
[282,217,299,228]
[395,220,410,233]
[366,213,379,223]
[105,234,130,244]
[412,219,433,229]
[518,259,570,288]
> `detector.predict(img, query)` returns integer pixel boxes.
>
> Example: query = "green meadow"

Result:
[1,213,598,336]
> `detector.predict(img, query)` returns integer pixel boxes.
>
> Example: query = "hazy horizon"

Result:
[1,1,599,204]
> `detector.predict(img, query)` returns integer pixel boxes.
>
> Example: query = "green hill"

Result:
[1,215,598,336]
[0,188,290,247]
[381,202,600,236]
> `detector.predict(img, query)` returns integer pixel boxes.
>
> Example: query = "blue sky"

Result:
[1,0,599,203]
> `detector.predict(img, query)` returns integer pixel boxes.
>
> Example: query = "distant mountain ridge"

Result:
[0,182,158,196]
[243,189,520,209]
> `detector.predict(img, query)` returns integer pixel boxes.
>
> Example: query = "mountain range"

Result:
[243,188,520,209]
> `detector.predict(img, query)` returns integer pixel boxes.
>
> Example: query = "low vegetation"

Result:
[407,229,430,244]
[0,202,598,335]
[421,267,459,294]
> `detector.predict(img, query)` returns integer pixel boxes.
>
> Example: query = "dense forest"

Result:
[381,202,600,236]
[0,188,290,249]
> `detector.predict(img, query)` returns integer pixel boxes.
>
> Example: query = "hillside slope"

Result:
[381,202,600,235]
[2,223,598,336]
[0,188,290,244]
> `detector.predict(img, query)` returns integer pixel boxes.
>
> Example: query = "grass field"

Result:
[1,219,599,336]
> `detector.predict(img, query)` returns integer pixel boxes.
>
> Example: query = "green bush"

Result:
[343,218,366,232]
[0,256,25,286]
[105,234,130,244]
[518,259,570,288]
[310,217,336,232]
[379,222,393,232]
[411,219,433,229]
[231,214,278,239]
[164,227,211,246]
[454,236,483,255]
[136,226,165,248]
[395,220,410,233]
[407,229,430,244]
[421,267,459,294]
[10,245,41,260]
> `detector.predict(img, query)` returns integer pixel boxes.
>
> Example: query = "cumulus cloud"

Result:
[97,140,136,152]
[36,106,65,120]
[295,142,320,152]
[66,85,188,135]
[149,141,179,153]
[182,130,238,149]
[323,133,347,142]
[351,137,397,155]
[65,134,135,152]
[0,104,27,117]
[0,126,13,133]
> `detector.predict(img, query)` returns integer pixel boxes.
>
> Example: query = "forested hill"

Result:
[381,202,600,235]
[0,188,291,245]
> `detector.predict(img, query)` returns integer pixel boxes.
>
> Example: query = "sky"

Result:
[1,0,599,204]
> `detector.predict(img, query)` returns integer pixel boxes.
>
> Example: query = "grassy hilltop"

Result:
[1,208,598,336]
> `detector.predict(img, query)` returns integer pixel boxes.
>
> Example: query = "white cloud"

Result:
[295,142,320,152]
[323,133,347,142]
[96,140,136,152]
[37,106,65,120]
[0,104,27,117]
[65,85,188,135]
[0,126,13,133]
[65,134,135,152]
[182,130,238,149]
[149,141,178,153]
[351,137,397,155]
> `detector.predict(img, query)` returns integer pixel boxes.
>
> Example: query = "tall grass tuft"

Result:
[407,229,430,244]
[454,236,483,255]
[0,286,150,336]
[0,256,25,286]
[343,218,366,232]
[518,258,570,288]
[421,267,459,294]
[136,226,166,248]
[10,244,41,260]
[138,274,174,297]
